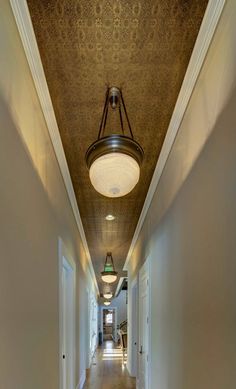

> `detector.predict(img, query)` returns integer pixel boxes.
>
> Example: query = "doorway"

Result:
[138,259,150,389]
[101,307,117,342]
[103,308,115,340]
[59,238,76,389]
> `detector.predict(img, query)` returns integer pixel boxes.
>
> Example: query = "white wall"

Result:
[0,2,97,388]
[109,290,128,325]
[127,1,236,388]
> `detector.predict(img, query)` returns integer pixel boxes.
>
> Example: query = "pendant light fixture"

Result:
[85,87,144,198]
[101,252,118,283]
[104,292,113,299]
[104,301,111,306]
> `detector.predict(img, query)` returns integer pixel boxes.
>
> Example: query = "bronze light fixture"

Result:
[101,252,118,284]
[85,87,144,198]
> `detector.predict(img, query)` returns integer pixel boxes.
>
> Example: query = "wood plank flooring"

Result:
[83,340,136,389]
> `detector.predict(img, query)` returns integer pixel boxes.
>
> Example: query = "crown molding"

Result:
[10,0,99,295]
[123,0,225,270]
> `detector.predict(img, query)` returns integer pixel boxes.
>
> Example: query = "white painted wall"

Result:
[0,2,97,388]
[127,1,236,388]
[110,290,127,325]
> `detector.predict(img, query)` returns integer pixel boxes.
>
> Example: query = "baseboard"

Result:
[76,370,86,389]
[127,364,135,378]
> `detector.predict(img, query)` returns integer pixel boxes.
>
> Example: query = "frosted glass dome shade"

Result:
[104,293,113,299]
[86,135,144,198]
[101,272,117,283]
[104,301,111,306]
[89,152,140,197]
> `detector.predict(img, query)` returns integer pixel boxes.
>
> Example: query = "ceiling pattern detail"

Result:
[27,0,208,294]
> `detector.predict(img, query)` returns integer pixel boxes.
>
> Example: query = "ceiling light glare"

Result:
[101,273,117,283]
[104,293,113,299]
[106,214,115,221]
[104,301,111,306]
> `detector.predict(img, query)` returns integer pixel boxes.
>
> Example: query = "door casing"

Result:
[58,238,76,389]
[137,258,150,389]
[129,277,138,377]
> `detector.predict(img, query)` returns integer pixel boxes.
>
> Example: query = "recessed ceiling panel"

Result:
[27,0,208,294]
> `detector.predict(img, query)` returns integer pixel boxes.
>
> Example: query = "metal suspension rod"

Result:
[119,105,124,134]
[109,252,116,271]
[120,91,134,139]
[101,99,109,138]
[98,87,134,139]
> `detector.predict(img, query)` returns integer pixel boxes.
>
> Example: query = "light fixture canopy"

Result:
[101,252,118,284]
[104,301,111,306]
[104,292,113,299]
[85,87,144,198]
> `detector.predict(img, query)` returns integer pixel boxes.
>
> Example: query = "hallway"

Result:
[1,1,236,388]
[84,341,135,389]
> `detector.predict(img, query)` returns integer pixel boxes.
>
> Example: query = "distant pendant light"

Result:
[101,252,118,283]
[105,214,115,221]
[85,87,144,198]
[104,292,113,299]
[104,301,111,306]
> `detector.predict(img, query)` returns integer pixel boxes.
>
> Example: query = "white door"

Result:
[131,281,138,377]
[61,256,75,389]
[86,289,91,369]
[138,261,149,389]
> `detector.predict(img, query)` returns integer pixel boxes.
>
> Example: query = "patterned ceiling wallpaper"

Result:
[27,0,208,294]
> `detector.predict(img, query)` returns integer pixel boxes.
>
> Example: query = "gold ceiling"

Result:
[27,0,208,295]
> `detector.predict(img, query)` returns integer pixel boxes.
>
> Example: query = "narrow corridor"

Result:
[1,2,235,389]
[84,341,135,389]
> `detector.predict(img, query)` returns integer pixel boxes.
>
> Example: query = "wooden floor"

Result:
[83,340,136,389]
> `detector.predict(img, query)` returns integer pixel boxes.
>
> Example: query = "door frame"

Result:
[137,257,150,389]
[89,293,98,360]
[86,288,97,369]
[130,277,138,377]
[86,288,91,369]
[58,237,76,389]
